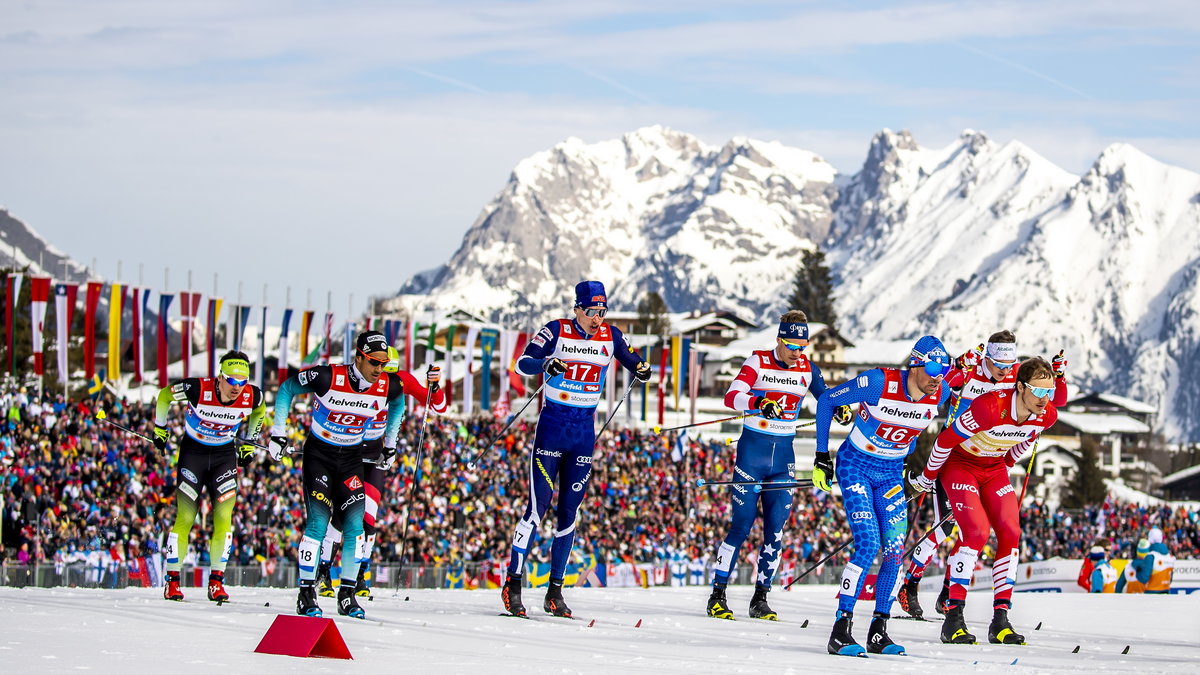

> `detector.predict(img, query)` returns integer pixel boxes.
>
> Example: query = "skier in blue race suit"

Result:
[812,335,952,657]
[704,309,853,621]
[501,280,651,618]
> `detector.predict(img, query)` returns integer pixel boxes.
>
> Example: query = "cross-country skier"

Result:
[911,356,1060,645]
[705,310,851,621]
[898,332,1069,619]
[813,335,953,657]
[270,331,408,619]
[500,280,651,618]
[155,350,265,602]
[316,347,446,598]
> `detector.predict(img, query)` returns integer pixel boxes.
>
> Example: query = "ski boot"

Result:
[543,579,573,618]
[296,580,322,618]
[940,604,977,644]
[748,585,778,621]
[501,575,526,617]
[866,612,906,655]
[897,579,923,619]
[316,560,335,597]
[988,608,1026,645]
[163,571,184,601]
[206,570,229,603]
[934,579,951,615]
[828,610,867,657]
[337,584,366,619]
[706,586,734,620]
[354,562,371,599]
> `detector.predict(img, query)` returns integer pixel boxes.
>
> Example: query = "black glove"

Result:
[833,405,853,426]
[634,361,652,382]
[754,396,783,420]
[812,452,834,492]
[236,444,255,469]
[153,425,169,452]
[543,357,567,377]
[379,443,397,470]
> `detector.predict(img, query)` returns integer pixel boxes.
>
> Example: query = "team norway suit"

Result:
[274,364,407,586]
[922,389,1057,610]
[713,349,828,589]
[816,368,949,615]
[507,318,643,582]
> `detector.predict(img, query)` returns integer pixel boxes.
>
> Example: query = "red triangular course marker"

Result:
[254,615,354,660]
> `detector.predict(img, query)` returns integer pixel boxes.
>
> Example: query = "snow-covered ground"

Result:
[3,584,1197,673]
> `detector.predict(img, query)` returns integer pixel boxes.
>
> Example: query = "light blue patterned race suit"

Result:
[506,318,644,582]
[712,349,828,590]
[815,368,949,615]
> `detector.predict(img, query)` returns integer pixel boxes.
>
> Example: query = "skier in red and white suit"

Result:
[912,357,1059,647]
[899,332,1068,618]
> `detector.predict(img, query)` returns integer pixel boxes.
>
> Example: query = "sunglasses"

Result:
[779,339,808,352]
[221,375,248,387]
[359,350,390,367]
[580,307,607,318]
[988,357,1017,371]
[1024,384,1054,398]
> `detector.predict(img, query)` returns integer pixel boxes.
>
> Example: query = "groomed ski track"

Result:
[3,585,1197,673]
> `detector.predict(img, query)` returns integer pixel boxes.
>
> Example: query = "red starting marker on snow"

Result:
[254,615,353,660]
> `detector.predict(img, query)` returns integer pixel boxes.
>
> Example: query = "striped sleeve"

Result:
[723,356,759,412]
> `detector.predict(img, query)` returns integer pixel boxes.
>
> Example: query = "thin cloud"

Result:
[952,41,1094,100]
[406,67,487,94]
[572,66,658,105]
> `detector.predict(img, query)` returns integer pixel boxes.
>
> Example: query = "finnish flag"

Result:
[671,429,688,462]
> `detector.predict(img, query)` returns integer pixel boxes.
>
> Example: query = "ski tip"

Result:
[587,619,595,627]
[404,596,411,601]
[634,619,642,628]
[800,619,809,628]
[1010,658,1019,666]
[1034,621,1042,630]
[1121,645,1130,655]
[368,596,374,601]
[264,602,270,607]
[1071,645,1080,654]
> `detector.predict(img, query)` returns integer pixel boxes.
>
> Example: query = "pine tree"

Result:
[788,248,838,329]
[1063,435,1108,508]
[636,291,670,338]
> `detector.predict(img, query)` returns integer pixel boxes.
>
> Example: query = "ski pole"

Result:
[755,480,816,493]
[393,382,434,594]
[783,492,923,590]
[596,377,637,440]
[464,381,547,469]
[653,412,759,434]
[94,410,156,443]
[696,477,807,488]
[1019,440,1041,504]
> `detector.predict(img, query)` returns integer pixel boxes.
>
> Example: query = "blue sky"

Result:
[1,0,1197,315]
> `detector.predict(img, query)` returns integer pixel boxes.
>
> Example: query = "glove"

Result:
[267,435,289,462]
[379,443,397,471]
[634,361,652,383]
[543,357,567,377]
[909,470,936,493]
[236,444,255,469]
[955,347,982,371]
[153,425,169,452]
[1052,350,1067,379]
[812,452,833,492]
[754,396,783,420]
[833,405,853,426]
[425,364,442,394]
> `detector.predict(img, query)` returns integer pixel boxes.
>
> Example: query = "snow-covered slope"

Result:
[3,585,1198,672]
[0,208,90,280]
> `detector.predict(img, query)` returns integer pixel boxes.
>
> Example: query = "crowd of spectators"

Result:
[2,385,1198,586]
